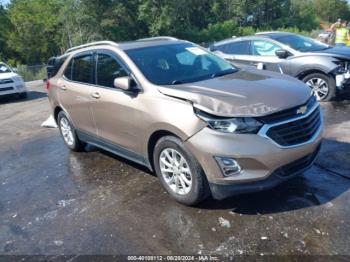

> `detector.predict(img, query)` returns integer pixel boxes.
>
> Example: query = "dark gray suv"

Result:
[210,32,350,101]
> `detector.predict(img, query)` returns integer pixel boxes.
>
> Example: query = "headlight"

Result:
[196,110,263,134]
[333,61,349,74]
[12,76,24,82]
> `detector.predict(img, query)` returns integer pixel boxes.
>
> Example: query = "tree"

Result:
[313,0,350,22]
[2,0,350,64]
[7,0,62,64]
[0,4,12,61]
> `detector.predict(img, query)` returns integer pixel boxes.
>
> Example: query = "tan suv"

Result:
[47,37,323,205]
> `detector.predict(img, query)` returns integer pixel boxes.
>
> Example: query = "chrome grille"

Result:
[0,87,14,91]
[0,79,14,84]
[264,106,321,147]
[260,96,317,124]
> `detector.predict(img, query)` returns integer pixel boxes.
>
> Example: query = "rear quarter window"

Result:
[47,56,68,78]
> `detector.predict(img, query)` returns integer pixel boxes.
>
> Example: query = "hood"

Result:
[0,72,17,80]
[297,47,350,60]
[318,46,350,58]
[158,68,312,117]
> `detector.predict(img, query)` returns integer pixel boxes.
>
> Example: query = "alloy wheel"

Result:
[159,148,193,195]
[60,117,74,146]
[305,77,329,101]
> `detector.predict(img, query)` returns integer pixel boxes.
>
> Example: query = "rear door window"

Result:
[71,54,94,84]
[222,41,251,55]
[96,53,128,88]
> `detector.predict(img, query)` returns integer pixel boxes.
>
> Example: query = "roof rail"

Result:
[137,36,178,42]
[65,41,119,54]
[255,31,281,35]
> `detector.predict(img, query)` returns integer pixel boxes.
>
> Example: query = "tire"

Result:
[153,136,210,206]
[18,92,27,99]
[302,73,336,102]
[57,111,86,152]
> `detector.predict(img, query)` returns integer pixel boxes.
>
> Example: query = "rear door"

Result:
[214,41,252,67]
[57,52,96,135]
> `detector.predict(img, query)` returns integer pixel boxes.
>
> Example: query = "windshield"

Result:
[125,43,236,85]
[276,35,329,52]
[0,63,12,73]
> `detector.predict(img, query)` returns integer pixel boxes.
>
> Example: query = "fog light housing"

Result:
[215,157,242,177]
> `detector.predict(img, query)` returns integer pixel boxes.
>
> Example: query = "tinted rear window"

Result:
[47,56,68,78]
[71,54,94,84]
[222,41,250,55]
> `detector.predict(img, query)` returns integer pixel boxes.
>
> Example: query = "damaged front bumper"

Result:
[335,71,350,90]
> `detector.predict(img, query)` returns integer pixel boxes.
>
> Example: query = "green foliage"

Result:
[0,5,12,61]
[1,0,350,65]
[16,64,46,81]
[6,0,62,64]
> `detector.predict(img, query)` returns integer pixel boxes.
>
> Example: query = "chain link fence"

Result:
[16,64,47,82]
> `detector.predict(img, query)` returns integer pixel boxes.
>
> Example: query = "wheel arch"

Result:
[147,130,182,171]
[53,105,77,128]
[53,106,63,123]
[296,69,330,80]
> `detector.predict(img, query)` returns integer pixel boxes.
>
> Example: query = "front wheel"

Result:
[153,136,210,206]
[303,73,336,102]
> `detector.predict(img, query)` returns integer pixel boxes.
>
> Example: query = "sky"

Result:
[0,0,10,5]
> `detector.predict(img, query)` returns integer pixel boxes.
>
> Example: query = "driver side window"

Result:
[251,40,280,56]
[96,54,128,88]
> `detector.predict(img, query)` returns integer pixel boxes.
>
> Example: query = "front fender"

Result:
[289,55,338,77]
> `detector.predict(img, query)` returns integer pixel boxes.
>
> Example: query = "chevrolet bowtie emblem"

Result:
[297,106,307,115]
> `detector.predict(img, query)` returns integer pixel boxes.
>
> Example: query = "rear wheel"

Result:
[303,73,336,101]
[57,111,86,151]
[153,136,210,206]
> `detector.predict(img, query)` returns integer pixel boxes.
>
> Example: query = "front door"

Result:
[89,51,143,155]
[248,40,286,73]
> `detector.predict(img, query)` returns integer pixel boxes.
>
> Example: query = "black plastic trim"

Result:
[76,129,152,170]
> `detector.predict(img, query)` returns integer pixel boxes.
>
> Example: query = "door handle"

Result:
[253,62,265,70]
[91,92,101,99]
[60,85,67,91]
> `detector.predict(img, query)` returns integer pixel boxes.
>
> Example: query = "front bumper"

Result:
[209,145,321,199]
[0,82,27,96]
[336,73,350,90]
[184,107,323,199]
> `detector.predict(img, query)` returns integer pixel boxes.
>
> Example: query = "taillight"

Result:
[45,80,51,90]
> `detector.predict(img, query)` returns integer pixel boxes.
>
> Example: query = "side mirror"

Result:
[12,67,18,73]
[275,49,290,59]
[113,76,137,92]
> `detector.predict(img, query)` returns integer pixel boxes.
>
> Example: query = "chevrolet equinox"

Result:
[47,37,323,205]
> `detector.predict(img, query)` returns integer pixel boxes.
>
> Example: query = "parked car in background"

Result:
[47,38,322,205]
[210,32,350,101]
[0,62,27,99]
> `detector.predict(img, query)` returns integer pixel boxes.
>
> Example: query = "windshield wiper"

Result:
[211,68,236,78]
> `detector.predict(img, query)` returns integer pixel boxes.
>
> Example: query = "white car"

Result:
[0,62,27,99]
